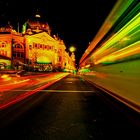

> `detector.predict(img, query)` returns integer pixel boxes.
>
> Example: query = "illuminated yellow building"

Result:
[24,32,67,71]
[0,15,75,72]
[0,23,24,70]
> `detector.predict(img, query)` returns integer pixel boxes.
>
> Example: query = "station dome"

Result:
[22,12,51,35]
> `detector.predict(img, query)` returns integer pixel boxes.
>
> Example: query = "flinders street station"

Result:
[0,14,76,72]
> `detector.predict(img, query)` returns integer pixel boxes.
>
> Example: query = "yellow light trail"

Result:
[93,12,140,64]
[94,41,140,64]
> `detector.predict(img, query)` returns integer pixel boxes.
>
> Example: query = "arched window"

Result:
[2,43,6,47]
[15,44,23,49]
[0,41,6,48]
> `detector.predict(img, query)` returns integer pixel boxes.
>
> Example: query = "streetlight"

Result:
[69,46,76,62]
[69,46,76,74]
[69,46,76,53]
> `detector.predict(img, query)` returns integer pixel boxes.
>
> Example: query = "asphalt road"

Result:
[0,74,139,140]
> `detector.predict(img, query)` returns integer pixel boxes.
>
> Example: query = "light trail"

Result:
[0,73,69,110]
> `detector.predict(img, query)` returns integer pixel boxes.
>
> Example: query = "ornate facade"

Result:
[0,15,75,72]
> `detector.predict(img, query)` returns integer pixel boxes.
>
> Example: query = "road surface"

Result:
[0,74,139,140]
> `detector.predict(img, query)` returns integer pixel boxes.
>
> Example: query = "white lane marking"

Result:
[5,90,95,93]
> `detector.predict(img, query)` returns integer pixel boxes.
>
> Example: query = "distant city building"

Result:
[0,14,75,72]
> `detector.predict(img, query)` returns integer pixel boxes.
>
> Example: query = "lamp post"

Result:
[69,46,76,74]
[69,46,76,62]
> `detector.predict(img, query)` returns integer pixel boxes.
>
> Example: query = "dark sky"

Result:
[0,0,117,64]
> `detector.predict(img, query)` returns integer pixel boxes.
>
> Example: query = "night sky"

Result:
[0,0,117,64]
